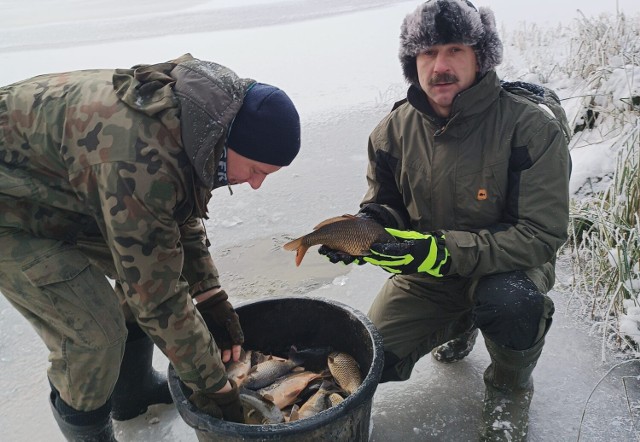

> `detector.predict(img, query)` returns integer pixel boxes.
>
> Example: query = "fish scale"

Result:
[327,351,363,395]
[244,349,303,390]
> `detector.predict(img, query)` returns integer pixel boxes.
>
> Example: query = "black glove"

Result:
[318,245,366,265]
[196,290,244,350]
[189,378,244,423]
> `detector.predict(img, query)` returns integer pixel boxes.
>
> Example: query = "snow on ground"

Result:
[1,1,640,441]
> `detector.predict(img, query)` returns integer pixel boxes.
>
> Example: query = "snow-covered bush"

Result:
[560,12,640,357]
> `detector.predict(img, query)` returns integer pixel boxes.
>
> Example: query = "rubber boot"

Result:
[431,314,478,363]
[431,328,479,363]
[480,336,546,442]
[110,322,173,421]
[50,387,116,442]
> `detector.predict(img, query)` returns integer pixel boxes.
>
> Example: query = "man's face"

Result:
[226,148,281,189]
[416,43,479,118]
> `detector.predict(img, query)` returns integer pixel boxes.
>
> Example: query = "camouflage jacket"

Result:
[0,54,255,391]
[361,71,571,293]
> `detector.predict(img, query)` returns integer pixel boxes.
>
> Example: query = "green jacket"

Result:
[361,71,571,292]
[0,54,254,391]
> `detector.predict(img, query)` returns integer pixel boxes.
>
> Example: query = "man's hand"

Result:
[189,379,244,423]
[318,245,365,265]
[363,228,450,277]
[196,289,244,362]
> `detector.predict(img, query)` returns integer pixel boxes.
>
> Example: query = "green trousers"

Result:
[368,271,554,381]
[0,227,128,411]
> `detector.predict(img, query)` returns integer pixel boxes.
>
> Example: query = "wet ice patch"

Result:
[333,275,348,286]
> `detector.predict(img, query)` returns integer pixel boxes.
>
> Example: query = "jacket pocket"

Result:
[22,246,126,348]
[454,162,507,228]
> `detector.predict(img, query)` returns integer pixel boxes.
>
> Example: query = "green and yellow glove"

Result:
[363,228,450,277]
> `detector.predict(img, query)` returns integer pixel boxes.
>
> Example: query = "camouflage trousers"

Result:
[0,227,132,412]
[368,270,555,381]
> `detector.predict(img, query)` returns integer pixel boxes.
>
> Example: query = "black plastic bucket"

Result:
[168,296,384,441]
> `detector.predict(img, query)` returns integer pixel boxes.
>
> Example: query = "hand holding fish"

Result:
[283,214,394,266]
[189,378,244,423]
[317,245,365,265]
[195,288,245,362]
[363,228,451,277]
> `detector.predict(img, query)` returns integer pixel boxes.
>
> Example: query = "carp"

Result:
[224,349,252,387]
[289,380,336,421]
[329,392,345,407]
[327,351,363,395]
[283,214,394,266]
[258,370,325,409]
[244,347,304,390]
[239,388,285,425]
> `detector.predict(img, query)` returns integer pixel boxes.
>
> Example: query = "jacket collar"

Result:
[407,71,501,134]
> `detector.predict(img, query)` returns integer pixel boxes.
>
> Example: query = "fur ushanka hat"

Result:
[399,0,503,86]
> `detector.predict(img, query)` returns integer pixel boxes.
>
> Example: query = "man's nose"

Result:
[248,174,266,189]
[433,52,450,73]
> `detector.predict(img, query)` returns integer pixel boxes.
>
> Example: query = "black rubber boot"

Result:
[50,387,116,442]
[431,314,478,363]
[431,328,479,363]
[110,322,173,421]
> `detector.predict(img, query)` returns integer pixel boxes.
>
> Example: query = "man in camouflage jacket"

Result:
[0,53,300,440]
[320,1,571,441]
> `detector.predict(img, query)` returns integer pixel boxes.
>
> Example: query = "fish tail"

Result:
[295,246,309,267]
[283,238,309,266]
[283,237,302,251]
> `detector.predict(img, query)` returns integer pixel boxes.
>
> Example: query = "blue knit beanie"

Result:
[227,83,301,166]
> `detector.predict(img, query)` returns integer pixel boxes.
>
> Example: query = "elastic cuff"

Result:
[201,374,229,394]
[196,289,228,308]
[358,204,400,228]
[190,279,221,297]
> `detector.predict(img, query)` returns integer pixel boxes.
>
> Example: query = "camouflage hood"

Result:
[114,54,255,189]
[172,58,255,189]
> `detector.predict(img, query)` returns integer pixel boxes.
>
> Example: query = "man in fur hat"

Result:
[0,54,300,440]
[320,1,571,440]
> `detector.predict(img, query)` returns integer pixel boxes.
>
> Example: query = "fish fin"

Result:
[313,214,355,230]
[290,404,300,422]
[288,345,304,365]
[320,380,334,390]
[283,237,302,251]
[294,246,309,267]
[285,389,301,399]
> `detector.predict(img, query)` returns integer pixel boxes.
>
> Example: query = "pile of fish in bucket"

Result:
[226,346,363,425]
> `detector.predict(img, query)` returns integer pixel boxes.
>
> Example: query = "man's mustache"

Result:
[429,73,458,85]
